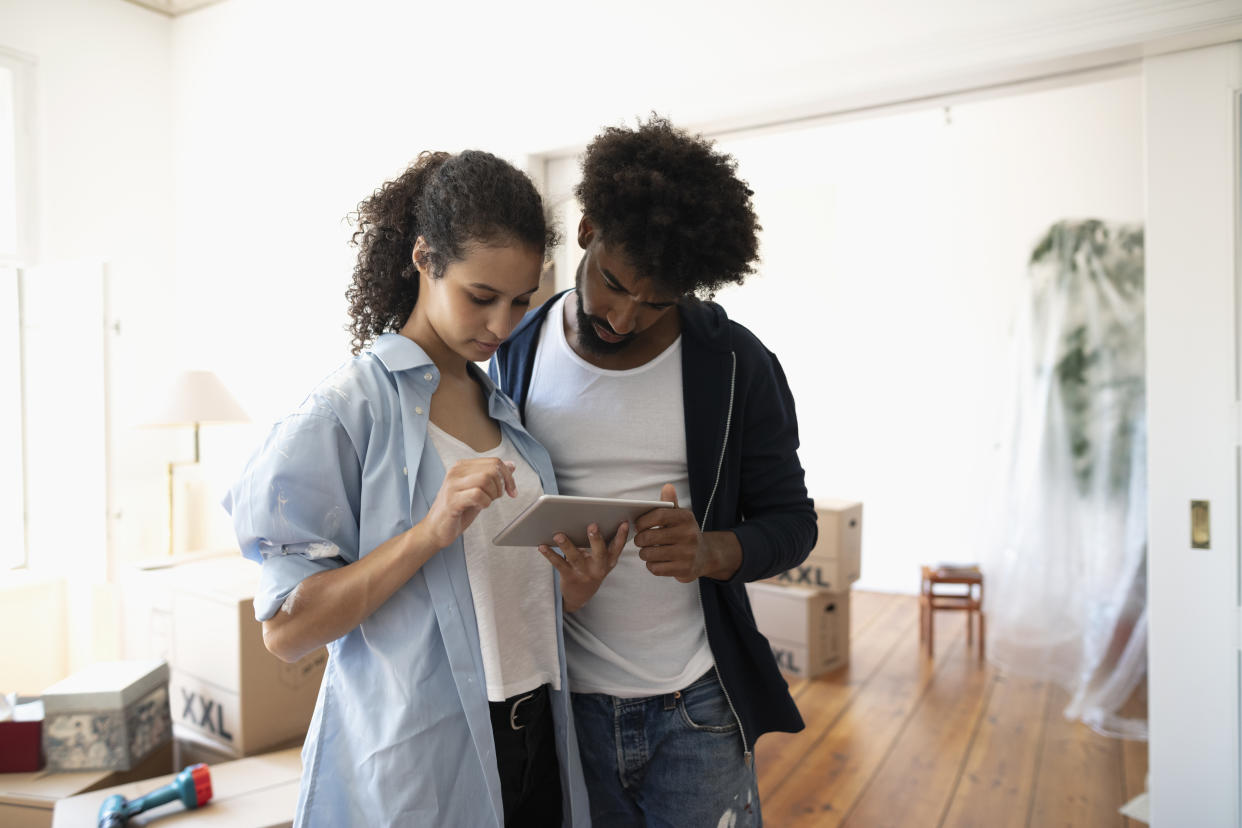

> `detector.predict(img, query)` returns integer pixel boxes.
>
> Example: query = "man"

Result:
[491,116,816,826]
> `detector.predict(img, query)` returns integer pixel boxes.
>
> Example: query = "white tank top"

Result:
[523,293,714,697]
[426,423,560,701]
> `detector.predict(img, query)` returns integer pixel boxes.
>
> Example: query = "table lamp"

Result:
[145,370,249,555]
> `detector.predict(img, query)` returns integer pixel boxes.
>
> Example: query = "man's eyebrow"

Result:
[602,267,674,307]
[600,268,629,293]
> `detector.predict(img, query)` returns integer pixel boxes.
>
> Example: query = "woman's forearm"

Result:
[261,521,441,662]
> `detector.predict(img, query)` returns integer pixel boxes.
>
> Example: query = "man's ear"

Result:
[577,216,595,250]
[412,236,432,272]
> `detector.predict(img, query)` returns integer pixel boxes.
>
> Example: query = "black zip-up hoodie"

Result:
[490,290,817,751]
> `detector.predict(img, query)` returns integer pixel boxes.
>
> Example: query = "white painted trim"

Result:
[0,46,37,267]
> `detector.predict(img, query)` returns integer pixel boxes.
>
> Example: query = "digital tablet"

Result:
[492,494,674,548]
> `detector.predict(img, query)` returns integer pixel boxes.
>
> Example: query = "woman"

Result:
[225,150,625,826]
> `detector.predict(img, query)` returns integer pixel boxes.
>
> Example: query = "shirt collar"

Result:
[370,333,520,424]
[370,333,437,373]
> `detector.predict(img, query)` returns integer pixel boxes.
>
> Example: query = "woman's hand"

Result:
[422,458,517,549]
[540,522,628,613]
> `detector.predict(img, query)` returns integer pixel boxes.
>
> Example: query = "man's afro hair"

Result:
[575,115,760,297]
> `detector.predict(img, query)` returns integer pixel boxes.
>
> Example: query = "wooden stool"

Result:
[919,564,984,660]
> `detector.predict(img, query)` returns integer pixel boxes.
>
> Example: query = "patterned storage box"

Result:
[41,660,171,772]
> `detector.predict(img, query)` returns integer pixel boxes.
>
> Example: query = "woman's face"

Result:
[416,239,544,363]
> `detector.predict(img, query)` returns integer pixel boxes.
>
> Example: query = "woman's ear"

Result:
[412,236,432,273]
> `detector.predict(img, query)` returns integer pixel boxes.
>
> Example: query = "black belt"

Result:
[489,683,550,732]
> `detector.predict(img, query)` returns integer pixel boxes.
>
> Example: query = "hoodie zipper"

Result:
[695,351,752,766]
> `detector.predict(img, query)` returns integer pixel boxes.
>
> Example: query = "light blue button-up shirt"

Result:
[223,333,589,827]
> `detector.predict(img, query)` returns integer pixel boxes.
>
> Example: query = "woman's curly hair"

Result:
[346,150,558,355]
[574,115,760,297]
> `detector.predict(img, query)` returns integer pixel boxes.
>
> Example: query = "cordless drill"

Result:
[96,763,212,827]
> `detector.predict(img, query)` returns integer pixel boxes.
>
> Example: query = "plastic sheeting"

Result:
[985,219,1147,739]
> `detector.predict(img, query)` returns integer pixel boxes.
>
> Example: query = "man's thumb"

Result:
[661,483,679,509]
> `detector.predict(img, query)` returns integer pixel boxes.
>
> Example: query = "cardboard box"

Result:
[746,582,850,678]
[0,741,172,828]
[52,746,301,828]
[173,730,303,769]
[167,558,326,756]
[768,499,862,590]
[41,660,171,772]
[120,550,239,662]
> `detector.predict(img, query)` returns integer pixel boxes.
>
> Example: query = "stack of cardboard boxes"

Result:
[120,554,326,767]
[0,555,324,828]
[745,499,863,679]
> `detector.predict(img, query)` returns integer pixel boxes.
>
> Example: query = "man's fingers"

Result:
[660,483,679,509]
[637,545,676,564]
[552,532,583,567]
[538,545,571,576]
[645,560,688,579]
[635,506,692,532]
[586,524,609,557]
[635,523,699,549]
[607,522,629,568]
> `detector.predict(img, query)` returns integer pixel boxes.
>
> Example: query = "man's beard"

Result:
[574,274,634,355]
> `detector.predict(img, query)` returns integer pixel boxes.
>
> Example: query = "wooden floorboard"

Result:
[762,604,964,826]
[755,591,1147,828]
[841,642,994,827]
[1028,686,1127,827]
[939,673,1052,828]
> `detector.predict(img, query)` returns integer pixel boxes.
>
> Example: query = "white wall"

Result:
[0,0,176,670]
[710,73,1143,593]
[169,0,1236,555]
[1145,42,1241,827]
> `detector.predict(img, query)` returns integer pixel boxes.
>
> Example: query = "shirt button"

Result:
[414,406,424,415]
[402,467,407,476]
[424,373,433,381]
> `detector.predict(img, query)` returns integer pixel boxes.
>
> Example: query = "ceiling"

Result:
[122,0,224,16]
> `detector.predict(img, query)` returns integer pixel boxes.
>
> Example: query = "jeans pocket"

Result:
[677,681,739,734]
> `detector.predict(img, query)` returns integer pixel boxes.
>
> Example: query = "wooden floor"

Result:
[755,591,1148,828]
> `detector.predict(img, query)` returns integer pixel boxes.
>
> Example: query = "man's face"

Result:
[573,219,680,356]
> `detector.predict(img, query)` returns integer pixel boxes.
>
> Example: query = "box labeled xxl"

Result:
[167,557,327,756]
[746,583,850,678]
[40,660,171,772]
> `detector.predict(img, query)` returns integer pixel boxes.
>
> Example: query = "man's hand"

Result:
[635,484,742,583]
[540,522,628,613]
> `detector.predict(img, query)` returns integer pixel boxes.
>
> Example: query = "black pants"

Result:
[489,684,562,827]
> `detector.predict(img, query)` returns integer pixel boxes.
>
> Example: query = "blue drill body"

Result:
[97,763,212,827]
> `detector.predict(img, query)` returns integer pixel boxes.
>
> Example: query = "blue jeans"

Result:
[571,671,761,827]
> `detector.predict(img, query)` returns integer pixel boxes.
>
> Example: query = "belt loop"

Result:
[509,692,535,731]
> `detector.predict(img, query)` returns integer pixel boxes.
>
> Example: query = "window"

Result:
[0,267,24,569]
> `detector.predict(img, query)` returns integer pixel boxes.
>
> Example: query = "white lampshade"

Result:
[145,370,250,427]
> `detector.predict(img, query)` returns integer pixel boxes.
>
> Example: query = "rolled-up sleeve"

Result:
[223,411,362,621]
